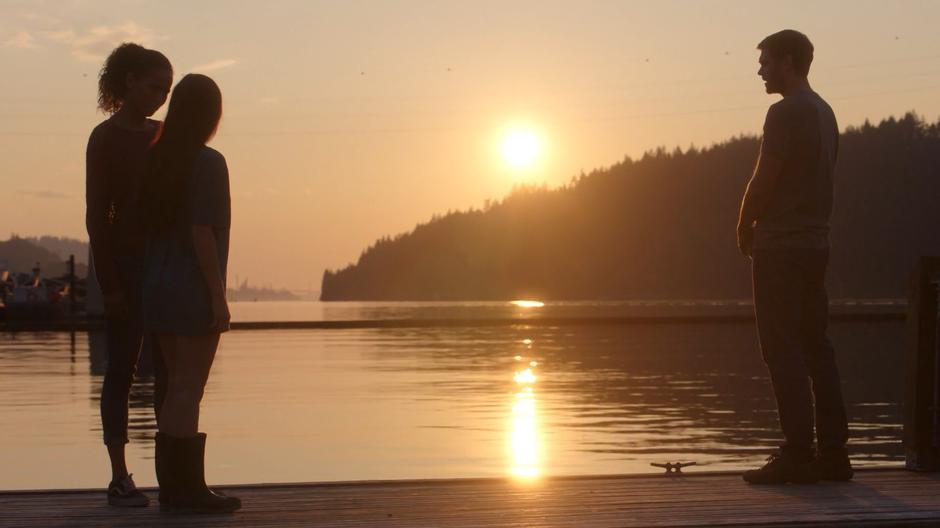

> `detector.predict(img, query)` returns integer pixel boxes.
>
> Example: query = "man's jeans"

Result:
[101,256,167,446]
[752,248,849,455]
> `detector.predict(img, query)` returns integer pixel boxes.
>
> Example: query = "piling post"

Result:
[904,256,940,471]
[68,254,76,317]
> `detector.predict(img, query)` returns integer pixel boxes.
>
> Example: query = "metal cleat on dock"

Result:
[651,461,696,474]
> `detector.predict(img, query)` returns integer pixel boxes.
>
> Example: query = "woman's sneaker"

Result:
[108,474,150,507]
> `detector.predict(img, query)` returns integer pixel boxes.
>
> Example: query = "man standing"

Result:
[737,30,852,485]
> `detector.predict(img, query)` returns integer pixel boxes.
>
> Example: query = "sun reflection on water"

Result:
[510,346,541,480]
[513,368,537,384]
[511,300,545,308]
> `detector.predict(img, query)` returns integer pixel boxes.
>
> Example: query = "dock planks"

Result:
[2,469,939,527]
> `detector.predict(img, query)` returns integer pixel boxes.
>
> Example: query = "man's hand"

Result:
[737,221,754,258]
[102,290,129,320]
[737,146,784,260]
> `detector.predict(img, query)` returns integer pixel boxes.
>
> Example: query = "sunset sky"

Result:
[2,0,939,290]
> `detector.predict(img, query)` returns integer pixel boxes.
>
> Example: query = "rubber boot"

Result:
[165,433,241,514]
[154,432,176,508]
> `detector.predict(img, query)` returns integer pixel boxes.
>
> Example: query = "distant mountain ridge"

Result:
[321,113,940,301]
[22,236,89,265]
[0,236,87,278]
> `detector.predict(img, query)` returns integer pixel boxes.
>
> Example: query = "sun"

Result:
[502,129,540,169]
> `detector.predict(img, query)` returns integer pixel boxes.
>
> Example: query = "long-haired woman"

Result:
[141,73,240,514]
[86,42,172,507]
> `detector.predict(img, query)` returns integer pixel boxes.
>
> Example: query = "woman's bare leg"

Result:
[153,332,238,513]
[157,333,219,437]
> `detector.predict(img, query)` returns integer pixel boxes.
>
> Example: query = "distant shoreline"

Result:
[0,301,907,332]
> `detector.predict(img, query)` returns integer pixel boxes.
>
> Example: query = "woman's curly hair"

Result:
[97,43,172,114]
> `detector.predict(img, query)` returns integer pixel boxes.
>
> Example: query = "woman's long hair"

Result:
[143,74,222,233]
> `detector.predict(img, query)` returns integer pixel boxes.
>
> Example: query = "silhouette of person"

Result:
[140,73,240,513]
[86,43,171,506]
[737,30,852,485]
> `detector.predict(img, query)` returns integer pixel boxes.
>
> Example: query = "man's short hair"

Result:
[758,30,814,77]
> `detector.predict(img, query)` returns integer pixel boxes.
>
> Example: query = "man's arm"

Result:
[737,153,785,256]
[737,104,790,257]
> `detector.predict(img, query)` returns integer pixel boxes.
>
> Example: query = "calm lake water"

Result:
[0,301,904,490]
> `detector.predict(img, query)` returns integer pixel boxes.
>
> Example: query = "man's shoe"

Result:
[107,474,150,507]
[743,451,820,485]
[815,449,854,481]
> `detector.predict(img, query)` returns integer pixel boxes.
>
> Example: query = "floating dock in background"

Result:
[0,302,908,332]
[2,468,939,527]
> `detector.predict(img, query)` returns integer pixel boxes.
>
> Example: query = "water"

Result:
[0,302,904,490]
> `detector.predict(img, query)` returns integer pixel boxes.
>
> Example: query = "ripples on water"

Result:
[0,310,904,490]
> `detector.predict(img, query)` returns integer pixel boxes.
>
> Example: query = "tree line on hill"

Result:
[321,113,940,301]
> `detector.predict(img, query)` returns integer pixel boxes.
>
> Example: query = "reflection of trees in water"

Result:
[86,331,159,445]
[355,321,905,467]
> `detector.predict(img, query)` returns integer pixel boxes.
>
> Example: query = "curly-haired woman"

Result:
[86,42,172,507]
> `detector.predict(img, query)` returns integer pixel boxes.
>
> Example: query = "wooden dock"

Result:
[2,469,939,527]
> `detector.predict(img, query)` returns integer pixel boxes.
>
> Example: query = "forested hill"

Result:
[0,236,87,278]
[321,113,940,301]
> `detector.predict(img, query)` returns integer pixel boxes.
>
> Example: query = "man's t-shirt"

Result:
[753,89,839,250]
